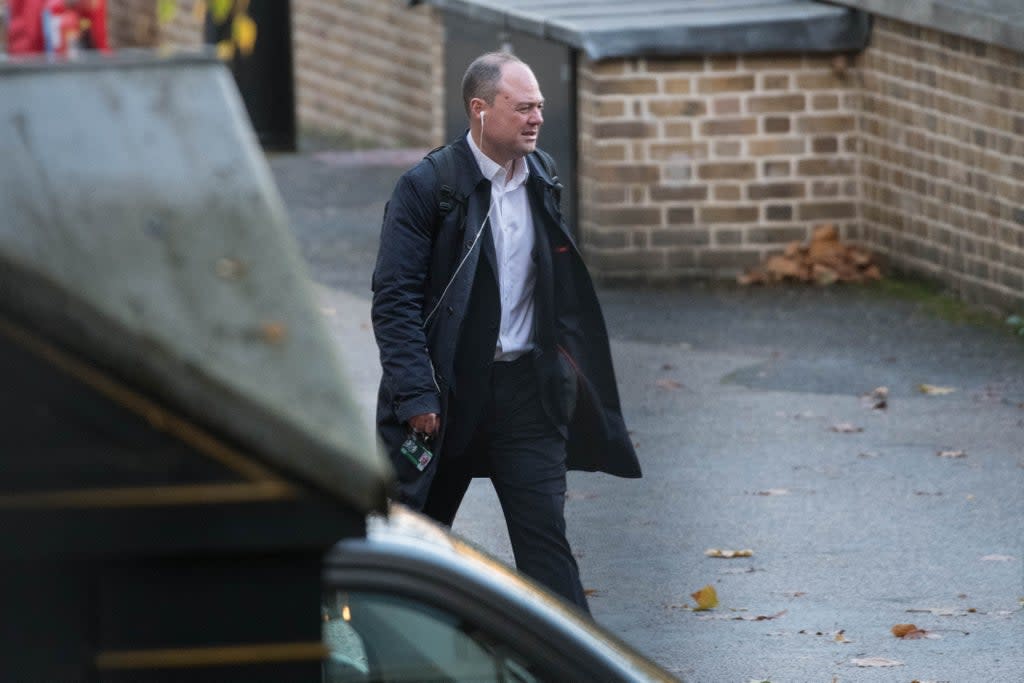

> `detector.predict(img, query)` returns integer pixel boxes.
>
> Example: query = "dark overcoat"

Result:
[371,137,640,503]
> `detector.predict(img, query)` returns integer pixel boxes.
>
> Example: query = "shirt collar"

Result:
[466,131,530,191]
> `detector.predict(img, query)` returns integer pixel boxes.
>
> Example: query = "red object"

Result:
[6,0,108,55]
[7,0,48,53]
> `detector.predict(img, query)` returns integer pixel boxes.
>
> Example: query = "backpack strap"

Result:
[425,144,466,218]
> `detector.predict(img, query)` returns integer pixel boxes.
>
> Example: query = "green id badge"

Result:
[400,432,434,472]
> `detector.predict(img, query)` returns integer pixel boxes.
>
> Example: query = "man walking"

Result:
[371,52,640,612]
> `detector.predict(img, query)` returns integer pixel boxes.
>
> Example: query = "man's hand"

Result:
[409,413,440,436]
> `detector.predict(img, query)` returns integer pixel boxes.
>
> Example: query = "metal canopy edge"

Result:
[0,54,391,515]
[412,0,870,59]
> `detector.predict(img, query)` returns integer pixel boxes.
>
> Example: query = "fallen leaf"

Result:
[892,623,931,639]
[259,321,287,345]
[691,584,719,611]
[834,630,850,643]
[705,548,754,558]
[830,422,863,433]
[937,450,967,458]
[656,378,683,390]
[980,554,1015,562]
[850,657,903,668]
[755,488,790,496]
[861,386,889,410]
[583,588,600,597]
[919,384,956,395]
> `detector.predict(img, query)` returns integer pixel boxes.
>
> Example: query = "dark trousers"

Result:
[423,354,590,613]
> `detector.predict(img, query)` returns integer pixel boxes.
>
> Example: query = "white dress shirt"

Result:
[467,132,536,361]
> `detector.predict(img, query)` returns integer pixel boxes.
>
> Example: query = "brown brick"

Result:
[667,207,697,224]
[645,59,704,73]
[743,56,806,71]
[698,74,756,93]
[796,72,849,89]
[648,100,707,117]
[597,207,662,225]
[713,98,743,116]
[812,136,839,154]
[700,206,759,223]
[651,185,709,201]
[812,180,842,197]
[593,143,628,162]
[595,78,660,95]
[747,227,808,243]
[708,56,740,72]
[765,205,794,221]
[797,115,856,134]
[585,60,627,76]
[763,160,791,177]
[664,78,694,94]
[697,162,757,180]
[664,122,695,138]
[714,185,742,201]
[652,228,710,247]
[593,100,626,118]
[589,249,665,273]
[595,121,657,138]
[714,141,742,157]
[798,158,856,176]
[764,117,791,133]
[798,202,856,220]
[812,93,840,110]
[748,183,806,200]
[593,165,661,183]
[748,94,807,113]
[648,142,708,161]
[748,139,806,156]
[716,230,744,245]
[594,186,628,203]
[761,74,790,90]
[701,118,758,136]
[584,229,630,249]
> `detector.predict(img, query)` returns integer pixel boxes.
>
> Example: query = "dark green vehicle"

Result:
[0,52,678,683]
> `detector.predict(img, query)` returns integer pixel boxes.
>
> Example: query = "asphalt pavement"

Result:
[270,145,1024,683]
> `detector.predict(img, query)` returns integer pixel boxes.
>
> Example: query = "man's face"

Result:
[479,62,544,166]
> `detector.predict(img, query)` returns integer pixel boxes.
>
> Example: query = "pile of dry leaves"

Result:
[738,224,882,286]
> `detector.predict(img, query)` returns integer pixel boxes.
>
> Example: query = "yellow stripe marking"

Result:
[96,641,328,670]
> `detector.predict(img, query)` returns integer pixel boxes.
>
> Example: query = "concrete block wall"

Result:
[106,0,443,149]
[578,55,859,280]
[853,17,1024,310]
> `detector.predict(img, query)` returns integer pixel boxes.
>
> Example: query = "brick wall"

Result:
[854,17,1024,310]
[106,0,443,149]
[578,55,859,280]
[291,0,443,148]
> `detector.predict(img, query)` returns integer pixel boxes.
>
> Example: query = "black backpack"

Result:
[425,142,561,222]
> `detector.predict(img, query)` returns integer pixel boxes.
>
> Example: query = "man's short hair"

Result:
[461,52,525,116]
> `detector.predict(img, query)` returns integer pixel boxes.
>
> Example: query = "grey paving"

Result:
[271,146,1024,683]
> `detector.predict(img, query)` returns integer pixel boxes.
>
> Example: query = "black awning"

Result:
[414,0,870,59]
